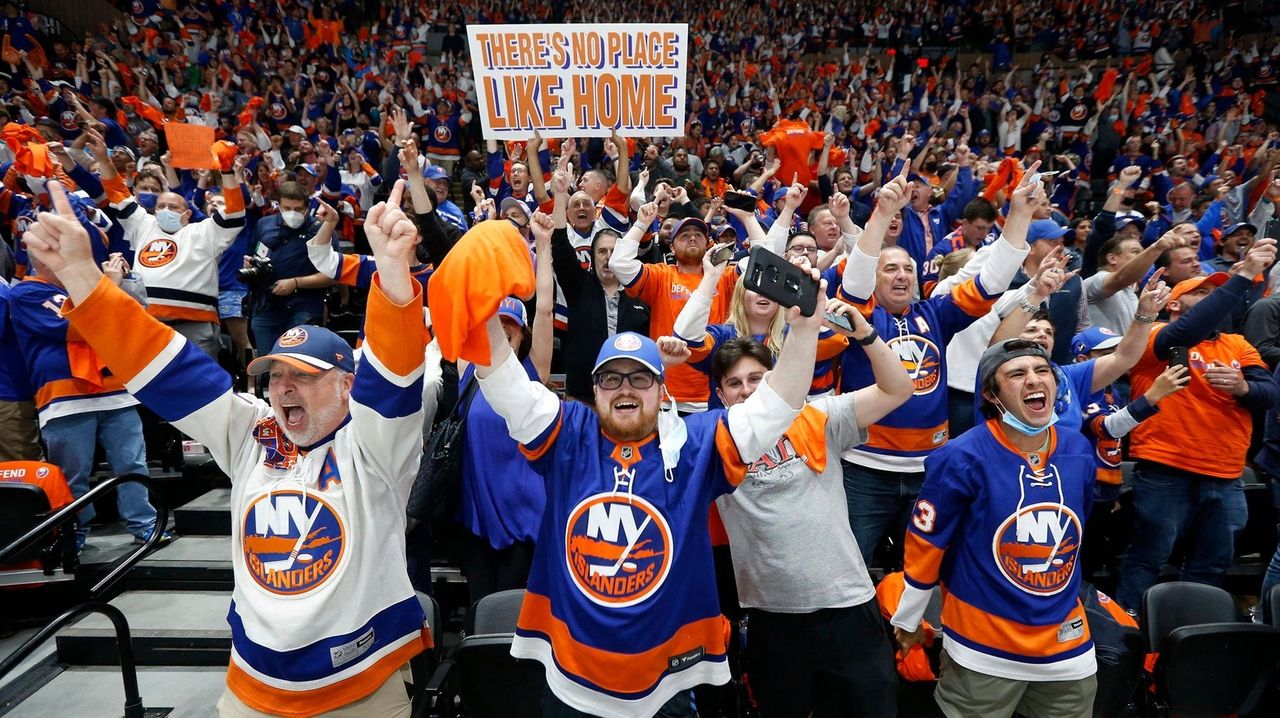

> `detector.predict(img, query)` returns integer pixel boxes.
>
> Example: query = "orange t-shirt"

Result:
[1129,325,1265,478]
[625,265,738,403]
[759,119,825,189]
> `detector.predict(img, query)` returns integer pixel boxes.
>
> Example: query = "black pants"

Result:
[461,532,534,612]
[541,684,697,717]
[745,600,897,718]
[947,387,977,439]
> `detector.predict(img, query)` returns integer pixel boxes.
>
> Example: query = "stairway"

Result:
[1,483,470,717]
[1,486,237,717]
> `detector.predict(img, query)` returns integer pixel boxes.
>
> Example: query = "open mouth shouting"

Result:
[1023,391,1048,414]
[281,402,307,432]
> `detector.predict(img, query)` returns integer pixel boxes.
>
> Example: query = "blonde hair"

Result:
[728,275,786,356]
[937,247,975,283]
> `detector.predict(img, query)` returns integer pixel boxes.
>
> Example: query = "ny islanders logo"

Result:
[242,490,345,595]
[139,238,178,267]
[888,335,942,395]
[434,124,453,144]
[564,494,672,607]
[992,485,1082,596]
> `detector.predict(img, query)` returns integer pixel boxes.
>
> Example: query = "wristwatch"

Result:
[856,328,879,346]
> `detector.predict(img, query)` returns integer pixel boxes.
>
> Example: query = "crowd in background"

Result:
[4,0,1280,714]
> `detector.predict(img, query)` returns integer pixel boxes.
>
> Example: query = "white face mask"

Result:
[656,385,685,482]
[156,208,184,233]
[281,210,307,229]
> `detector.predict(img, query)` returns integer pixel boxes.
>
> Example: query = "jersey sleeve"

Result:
[623,262,670,304]
[894,446,976,630]
[348,274,429,488]
[60,276,263,479]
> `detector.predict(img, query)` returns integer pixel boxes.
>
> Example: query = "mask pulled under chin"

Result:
[999,403,1060,437]
[657,387,685,481]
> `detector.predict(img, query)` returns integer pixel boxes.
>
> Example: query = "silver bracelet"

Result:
[1017,297,1041,314]
[1135,313,1158,324]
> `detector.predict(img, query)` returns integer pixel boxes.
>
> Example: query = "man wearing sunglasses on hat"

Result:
[471,261,828,717]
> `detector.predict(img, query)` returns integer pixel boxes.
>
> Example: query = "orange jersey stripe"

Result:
[949,278,999,317]
[226,633,426,717]
[148,304,219,324]
[903,531,946,586]
[61,276,178,384]
[34,377,127,409]
[517,592,728,695]
[866,421,950,454]
[363,275,427,377]
[943,592,1091,659]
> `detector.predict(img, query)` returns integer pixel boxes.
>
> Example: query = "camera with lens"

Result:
[238,256,276,288]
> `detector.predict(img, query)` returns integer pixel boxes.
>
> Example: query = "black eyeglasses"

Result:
[786,244,818,255]
[593,370,657,390]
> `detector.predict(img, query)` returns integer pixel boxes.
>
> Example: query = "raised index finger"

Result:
[47,180,77,219]
[387,178,406,208]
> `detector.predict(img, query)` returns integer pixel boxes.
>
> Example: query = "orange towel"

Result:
[426,220,534,364]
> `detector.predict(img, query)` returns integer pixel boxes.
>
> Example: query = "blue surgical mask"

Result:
[136,192,158,211]
[1000,404,1059,436]
[156,208,184,233]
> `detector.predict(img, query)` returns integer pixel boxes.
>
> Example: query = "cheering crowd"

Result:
[4,0,1280,717]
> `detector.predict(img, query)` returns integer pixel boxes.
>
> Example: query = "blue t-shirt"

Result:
[459,362,547,549]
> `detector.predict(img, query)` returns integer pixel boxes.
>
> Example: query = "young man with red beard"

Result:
[471,255,827,717]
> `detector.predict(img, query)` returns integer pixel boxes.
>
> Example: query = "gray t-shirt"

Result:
[1084,270,1137,336]
[716,395,873,612]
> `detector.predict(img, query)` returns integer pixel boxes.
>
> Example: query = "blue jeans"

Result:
[842,461,925,567]
[42,407,157,538]
[251,308,322,353]
[1263,548,1280,601]
[1116,462,1247,611]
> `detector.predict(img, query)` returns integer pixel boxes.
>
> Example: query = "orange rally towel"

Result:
[426,220,534,363]
[875,571,939,682]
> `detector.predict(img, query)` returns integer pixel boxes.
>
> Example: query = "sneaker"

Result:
[133,529,176,547]
[74,533,87,554]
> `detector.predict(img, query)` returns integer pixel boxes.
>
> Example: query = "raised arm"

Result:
[673,242,732,342]
[826,298,912,427]
[1090,270,1171,392]
[609,200,660,286]
[529,211,556,382]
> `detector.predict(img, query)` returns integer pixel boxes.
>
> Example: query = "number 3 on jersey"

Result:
[912,499,937,533]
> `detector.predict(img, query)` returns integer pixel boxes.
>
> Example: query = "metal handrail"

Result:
[0,601,146,718]
[0,473,170,597]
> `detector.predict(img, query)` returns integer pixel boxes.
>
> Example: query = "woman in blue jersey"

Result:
[674,236,848,409]
[456,215,556,607]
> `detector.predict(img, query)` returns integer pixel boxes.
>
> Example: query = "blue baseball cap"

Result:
[247,326,356,375]
[498,297,527,327]
[1071,327,1122,358]
[768,186,789,203]
[592,332,665,379]
[423,165,449,181]
[293,163,318,177]
[1027,219,1071,243]
[670,217,709,241]
[1115,215,1147,234]
[1223,222,1257,237]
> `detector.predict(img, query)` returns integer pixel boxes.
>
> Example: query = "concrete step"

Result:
[123,537,234,592]
[172,489,231,537]
[56,591,231,668]
[5,664,226,717]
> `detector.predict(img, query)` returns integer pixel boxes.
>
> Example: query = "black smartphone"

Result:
[744,246,819,317]
[708,244,735,265]
[824,311,853,332]
[723,191,758,212]
[1169,346,1189,370]
[1266,217,1280,241]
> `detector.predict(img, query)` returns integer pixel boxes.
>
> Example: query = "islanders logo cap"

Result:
[1071,327,1122,357]
[497,297,527,328]
[592,332,665,379]
[247,326,355,375]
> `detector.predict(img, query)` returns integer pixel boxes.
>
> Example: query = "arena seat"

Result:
[1142,582,1280,716]
[421,589,542,718]
[0,462,78,587]
[1267,584,1280,629]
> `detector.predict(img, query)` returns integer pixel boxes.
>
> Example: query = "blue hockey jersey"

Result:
[892,419,1097,682]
